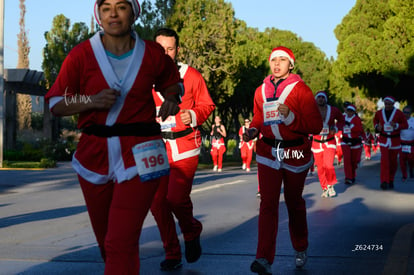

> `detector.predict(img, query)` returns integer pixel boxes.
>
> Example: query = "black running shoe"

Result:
[160,259,182,271]
[185,236,202,263]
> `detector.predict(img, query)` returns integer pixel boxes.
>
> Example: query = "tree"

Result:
[16,0,32,130]
[42,15,90,87]
[334,0,414,104]
[135,0,176,40]
[42,15,91,140]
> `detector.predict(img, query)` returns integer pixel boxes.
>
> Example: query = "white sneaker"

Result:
[321,189,328,198]
[213,165,217,171]
[242,163,246,170]
[218,168,222,172]
[327,185,336,197]
[295,250,307,268]
[246,168,251,172]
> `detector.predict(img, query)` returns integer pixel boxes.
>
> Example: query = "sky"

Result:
[3,0,356,71]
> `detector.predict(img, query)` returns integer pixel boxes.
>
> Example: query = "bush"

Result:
[39,158,57,168]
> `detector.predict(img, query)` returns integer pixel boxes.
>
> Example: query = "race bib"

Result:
[384,123,393,132]
[156,106,176,130]
[320,126,330,136]
[343,126,351,134]
[132,139,170,182]
[402,145,411,153]
[264,101,283,126]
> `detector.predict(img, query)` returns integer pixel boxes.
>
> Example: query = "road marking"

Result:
[192,180,246,194]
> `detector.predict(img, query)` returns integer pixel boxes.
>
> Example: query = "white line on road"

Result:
[191,180,246,194]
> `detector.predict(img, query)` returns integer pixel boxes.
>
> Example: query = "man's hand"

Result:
[243,128,258,142]
[159,95,180,121]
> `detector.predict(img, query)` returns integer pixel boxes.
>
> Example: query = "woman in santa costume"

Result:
[311,91,344,198]
[341,104,363,185]
[373,96,408,189]
[239,118,256,172]
[243,46,322,274]
[45,1,182,273]
[210,116,227,171]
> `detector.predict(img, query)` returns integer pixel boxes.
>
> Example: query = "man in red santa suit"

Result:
[239,118,256,172]
[243,46,322,274]
[363,128,375,160]
[45,1,182,273]
[341,104,364,185]
[373,96,408,189]
[150,28,215,270]
[311,91,344,198]
[399,105,414,182]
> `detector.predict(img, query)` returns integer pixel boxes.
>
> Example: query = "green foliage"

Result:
[334,0,414,104]
[42,14,91,87]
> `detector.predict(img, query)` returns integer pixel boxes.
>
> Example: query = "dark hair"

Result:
[154,28,180,47]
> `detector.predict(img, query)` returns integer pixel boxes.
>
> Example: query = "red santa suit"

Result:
[341,111,363,183]
[45,31,181,273]
[373,107,408,186]
[335,130,343,164]
[363,130,375,160]
[210,125,226,169]
[250,73,322,265]
[151,63,215,261]
[399,117,414,180]
[311,105,344,191]
[239,126,255,170]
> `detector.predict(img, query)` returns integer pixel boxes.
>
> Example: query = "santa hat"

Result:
[315,91,328,101]
[383,96,395,103]
[346,104,356,112]
[268,46,295,67]
[94,0,141,26]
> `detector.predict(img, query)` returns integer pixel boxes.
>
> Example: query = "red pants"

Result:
[211,146,226,169]
[363,144,372,159]
[255,163,308,264]
[342,145,362,181]
[313,148,337,189]
[380,147,399,183]
[151,155,202,260]
[336,144,343,164]
[399,149,414,179]
[240,145,254,169]
[78,175,159,275]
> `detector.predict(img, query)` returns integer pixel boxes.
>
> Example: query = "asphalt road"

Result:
[0,152,413,275]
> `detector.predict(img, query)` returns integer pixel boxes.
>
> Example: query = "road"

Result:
[0,152,413,274]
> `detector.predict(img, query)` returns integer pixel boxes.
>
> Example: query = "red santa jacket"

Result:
[341,114,363,149]
[373,108,408,149]
[45,31,180,184]
[153,62,215,162]
[312,105,344,153]
[250,74,323,172]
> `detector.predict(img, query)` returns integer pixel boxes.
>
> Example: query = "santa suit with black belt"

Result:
[239,125,255,170]
[341,108,363,183]
[210,126,226,169]
[373,103,408,184]
[250,73,322,264]
[45,31,181,273]
[363,130,375,159]
[151,62,215,260]
[311,102,344,190]
[399,116,414,179]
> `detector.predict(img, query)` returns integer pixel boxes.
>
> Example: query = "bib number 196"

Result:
[132,139,170,182]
